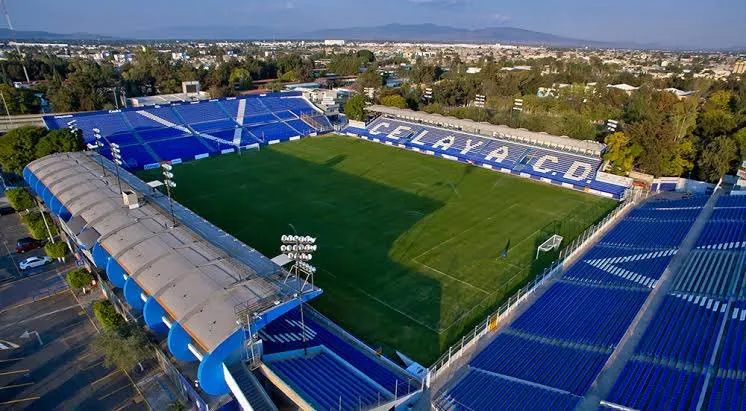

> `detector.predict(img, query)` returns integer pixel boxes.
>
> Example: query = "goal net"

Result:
[536,234,563,260]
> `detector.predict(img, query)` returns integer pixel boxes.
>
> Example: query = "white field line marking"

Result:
[413,260,491,295]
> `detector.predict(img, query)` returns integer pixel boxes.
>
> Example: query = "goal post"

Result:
[536,234,563,260]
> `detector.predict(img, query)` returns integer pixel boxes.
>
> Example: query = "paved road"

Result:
[0,271,147,410]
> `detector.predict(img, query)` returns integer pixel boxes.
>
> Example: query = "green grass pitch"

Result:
[139,135,616,364]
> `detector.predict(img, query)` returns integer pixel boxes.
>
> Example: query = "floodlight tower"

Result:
[109,143,124,194]
[90,127,107,177]
[280,234,318,356]
[161,162,177,227]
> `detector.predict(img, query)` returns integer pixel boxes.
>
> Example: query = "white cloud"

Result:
[490,13,510,23]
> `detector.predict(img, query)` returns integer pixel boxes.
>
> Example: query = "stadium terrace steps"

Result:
[434,367,581,411]
[347,116,630,199]
[43,93,330,169]
[259,308,419,400]
[226,362,278,411]
[264,348,394,411]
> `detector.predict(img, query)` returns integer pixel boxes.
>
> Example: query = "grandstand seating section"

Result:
[435,195,706,410]
[259,309,418,407]
[604,360,706,410]
[601,193,746,411]
[265,349,392,410]
[43,93,331,169]
[346,117,630,199]
[434,368,580,411]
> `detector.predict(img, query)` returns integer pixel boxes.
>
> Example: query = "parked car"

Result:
[19,256,53,270]
[0,205,13,216]
[15,237,43,254]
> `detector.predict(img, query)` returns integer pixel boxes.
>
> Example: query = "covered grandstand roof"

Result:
[25,151,306,353]
[365,105,605,155]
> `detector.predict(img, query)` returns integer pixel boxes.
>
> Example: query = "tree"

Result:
[344,95,367,121]
[733,127,746,160]
[356,67,384,89]
[229,67,252,90]
[380,95,408,109]
[66,268,94,290]
[603,132,641,175]
[696,109,737,141]
[697,136,738,182]
[35,129,85,158]
[21,212,58,240]
[45,242,69,259]
[356,50,375,63]
[0,84,40,115]
[5,187,34,211]
[0,126,47,174]
[93,323,154,372]
[93,300,127,332]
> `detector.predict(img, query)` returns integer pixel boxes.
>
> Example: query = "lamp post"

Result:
[161,162,177,227]
[109,143,124,194]
[280,234,317,356]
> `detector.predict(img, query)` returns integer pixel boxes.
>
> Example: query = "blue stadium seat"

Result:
[510,282,648,347]
[435,368,580,411]
[469,333,608,395]
[266,350,393,410]
[259,309,416,395]
[147,137,213,161]
[605,360,705,410]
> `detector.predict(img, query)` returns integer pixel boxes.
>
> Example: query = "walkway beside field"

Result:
[577,188,723,410]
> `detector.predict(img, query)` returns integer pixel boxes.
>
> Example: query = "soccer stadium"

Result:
[23,91,745,410]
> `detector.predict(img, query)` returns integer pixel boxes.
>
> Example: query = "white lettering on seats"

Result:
[388,125,411,139]
[460,139,484,155]
[485,146,509,163]
[369,122,390,135]
[533,155,558,173]
[564,162,593,181]
[433,136,456,150]
[411,130,428,145]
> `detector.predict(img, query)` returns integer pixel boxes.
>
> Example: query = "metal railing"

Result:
[427,193,644,383]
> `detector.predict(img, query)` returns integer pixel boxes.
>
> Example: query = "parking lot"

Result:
[0,271,147,410]
[0,213,59,284]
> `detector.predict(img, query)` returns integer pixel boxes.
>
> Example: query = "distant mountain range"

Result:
[0,24,741,51]
[0,28,117,41]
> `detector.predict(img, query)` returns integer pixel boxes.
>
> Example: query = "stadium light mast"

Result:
[90,128,107,177]
[280,234,317,356]
[109,143,124,194]
[161,162,177,227]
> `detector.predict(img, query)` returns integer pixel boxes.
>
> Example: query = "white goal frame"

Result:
[536,234,563,260]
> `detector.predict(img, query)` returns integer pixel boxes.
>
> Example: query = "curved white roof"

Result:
[27,152,303,352]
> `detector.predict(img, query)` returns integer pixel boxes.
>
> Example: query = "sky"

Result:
[7,0,746,48]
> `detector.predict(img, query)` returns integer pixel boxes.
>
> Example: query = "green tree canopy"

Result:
[733,127,746,160]
[0,84,40,115]
[344,95,367,121]
[603,132,642,175]
[0,126,47,174]
[93,323,154,371]
[45,242,69,259]
[697,136,738,182]
[35,129,85,158]
[380,95,408,109]
[93,300,127,332]
[5,187,35,211]
[66,268,94,289]
[21,212,58,240]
